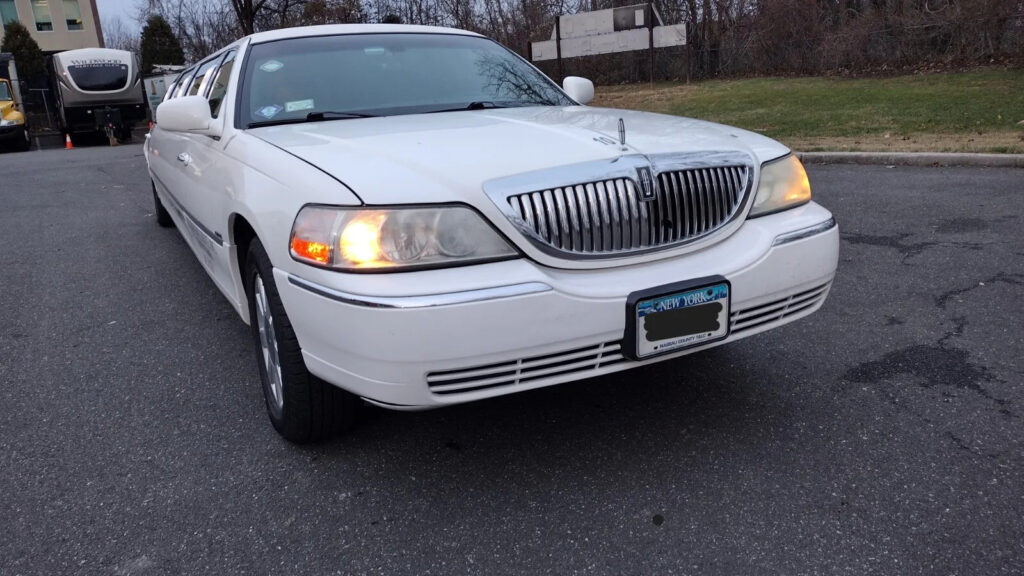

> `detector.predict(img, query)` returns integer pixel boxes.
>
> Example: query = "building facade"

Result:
[0,0,103,53]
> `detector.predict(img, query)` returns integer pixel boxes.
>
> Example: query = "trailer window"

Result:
[68,62,129,91]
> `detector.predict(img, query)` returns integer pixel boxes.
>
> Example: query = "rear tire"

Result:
[152,183,174,228]
[245,238,358,443]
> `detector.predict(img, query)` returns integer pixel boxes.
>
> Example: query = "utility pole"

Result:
[555,15,563,82]
[648,2,655,85]
[685,20,691,84]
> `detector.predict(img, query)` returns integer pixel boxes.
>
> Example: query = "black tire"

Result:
[17,127,30,152]
[152,183,174,228]
[245,238,358,443]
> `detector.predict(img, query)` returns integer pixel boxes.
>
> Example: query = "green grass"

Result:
[594,70,1024,152]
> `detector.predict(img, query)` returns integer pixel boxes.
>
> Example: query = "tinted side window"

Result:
[188,57,221,97]
[174,68,197,98]
[162,78,180,102]
[207,50,236,118]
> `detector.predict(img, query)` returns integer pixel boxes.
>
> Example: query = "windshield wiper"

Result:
[248,110,377,128]
[306,111,378,120]
[426,101,510,113]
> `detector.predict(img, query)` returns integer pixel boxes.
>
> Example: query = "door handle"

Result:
[176,152,192,164]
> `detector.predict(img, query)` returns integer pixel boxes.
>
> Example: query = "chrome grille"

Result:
[506,165,749,256]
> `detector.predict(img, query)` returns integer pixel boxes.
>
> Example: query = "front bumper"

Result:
[275,201,839,409]
[0,124,25,143]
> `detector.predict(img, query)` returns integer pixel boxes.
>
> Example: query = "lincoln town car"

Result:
[147,25,839,443]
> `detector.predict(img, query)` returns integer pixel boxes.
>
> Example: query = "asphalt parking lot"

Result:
[1,145,1022,575]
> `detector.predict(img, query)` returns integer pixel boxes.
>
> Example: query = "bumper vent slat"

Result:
[426,282,831,397]
[730,283,832,334]
[507,165,749,257]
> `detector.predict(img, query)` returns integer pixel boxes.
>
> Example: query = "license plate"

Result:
[625,277,731,360]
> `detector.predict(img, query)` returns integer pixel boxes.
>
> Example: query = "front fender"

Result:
[1,109,26,125]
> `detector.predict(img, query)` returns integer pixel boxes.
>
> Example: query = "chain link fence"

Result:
[10,80,57,133]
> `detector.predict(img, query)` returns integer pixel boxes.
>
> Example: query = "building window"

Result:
[63,0,82,30]
[0,0,19,27]
[31,0,52,31]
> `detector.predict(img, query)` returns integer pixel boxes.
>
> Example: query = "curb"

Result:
[797,151,1024,168]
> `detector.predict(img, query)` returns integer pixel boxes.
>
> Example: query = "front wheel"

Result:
[245,239,358,443]
[17,126,30,151]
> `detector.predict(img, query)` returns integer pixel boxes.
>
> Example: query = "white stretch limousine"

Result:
[147,24,839,443]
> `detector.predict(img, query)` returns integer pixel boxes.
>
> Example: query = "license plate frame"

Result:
[623,275,731,361]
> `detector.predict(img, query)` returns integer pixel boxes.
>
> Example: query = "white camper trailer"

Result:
[50,48,146,141]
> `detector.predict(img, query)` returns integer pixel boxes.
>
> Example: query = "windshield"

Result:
[68,63,130,91]
[241,33,573,127]
[0,81,10,101]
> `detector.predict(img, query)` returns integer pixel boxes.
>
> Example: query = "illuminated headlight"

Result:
[749,154,812,217]
[0,118,22,126]
[289,205,518,271]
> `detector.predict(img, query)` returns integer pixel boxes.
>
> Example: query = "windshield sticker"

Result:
[285,99,315,113]
[259,60,284,73]
[256,104,283,119]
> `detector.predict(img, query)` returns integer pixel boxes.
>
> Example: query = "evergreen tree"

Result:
[1,21,45,86]
[140,15,185,74]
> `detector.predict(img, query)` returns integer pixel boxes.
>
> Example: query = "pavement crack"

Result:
[935,271,1024,309]
[945,431,1000,460]
[933,217,989,234]
[841,232,986,264]
[937,315,968,346]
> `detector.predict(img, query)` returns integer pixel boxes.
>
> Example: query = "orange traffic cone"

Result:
[64,134,73,150]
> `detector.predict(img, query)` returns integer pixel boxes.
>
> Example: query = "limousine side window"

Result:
[206,50,237,118]
[163,77,181,103]
[188,57,222,97]
[174,67,197,98]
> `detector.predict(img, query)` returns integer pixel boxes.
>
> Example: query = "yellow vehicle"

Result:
[0,78,30,151]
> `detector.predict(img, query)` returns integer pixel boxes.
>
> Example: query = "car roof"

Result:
[247,24,482,45]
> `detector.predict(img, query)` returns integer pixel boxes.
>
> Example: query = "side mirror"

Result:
[562,76,594,105]
[156,95,221,137]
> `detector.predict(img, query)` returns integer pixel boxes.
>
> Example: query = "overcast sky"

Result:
[96,0,139,30]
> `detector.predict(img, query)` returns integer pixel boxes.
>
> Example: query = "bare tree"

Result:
[103,15,141,55]
[142,0,242,61]
[136,0,1024,76]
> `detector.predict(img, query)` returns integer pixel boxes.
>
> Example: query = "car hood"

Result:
[249,106,789,206]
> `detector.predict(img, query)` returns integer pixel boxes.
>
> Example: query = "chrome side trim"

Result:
[153,173,225,246]
[772,217,837,246]
[286,275,552,309]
